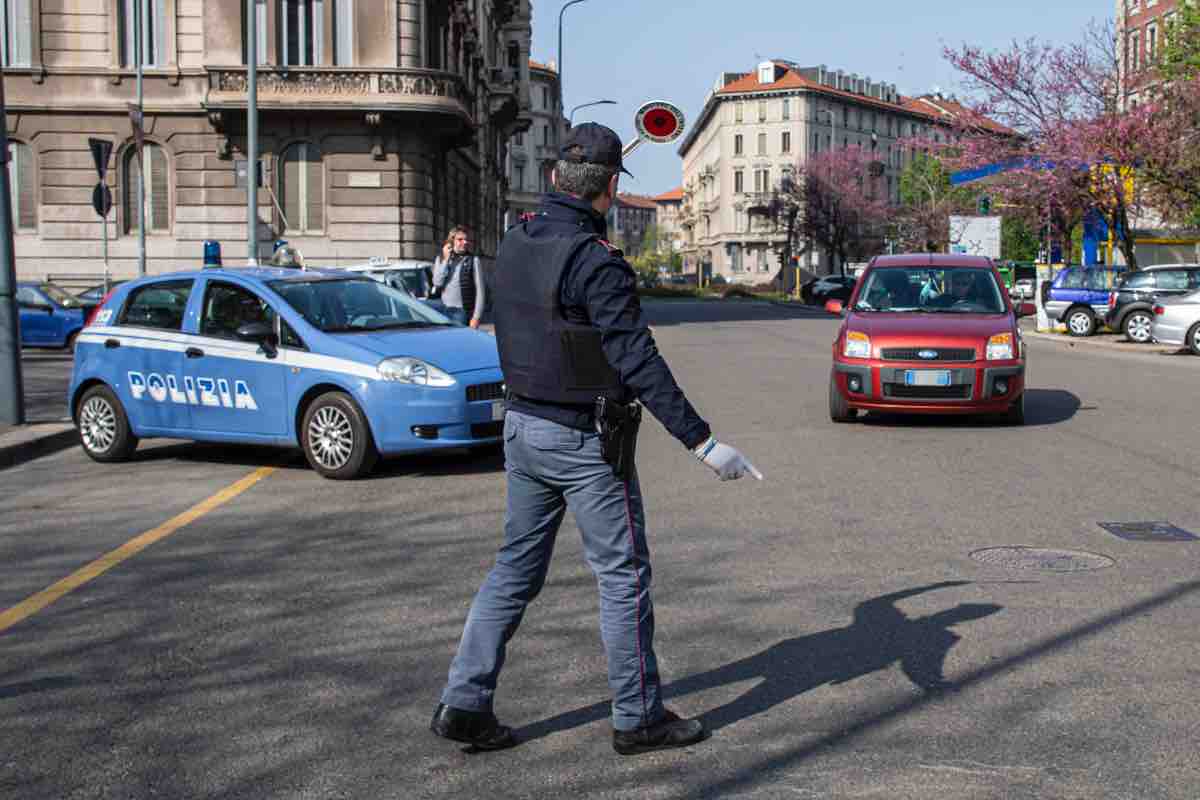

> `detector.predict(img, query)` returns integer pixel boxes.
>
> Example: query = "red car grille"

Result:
[883,384,972,400]
[880,347,976,362]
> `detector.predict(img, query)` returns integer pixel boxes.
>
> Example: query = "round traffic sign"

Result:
[635,101,685,144]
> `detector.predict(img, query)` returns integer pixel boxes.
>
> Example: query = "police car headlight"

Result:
[378,357,457,387]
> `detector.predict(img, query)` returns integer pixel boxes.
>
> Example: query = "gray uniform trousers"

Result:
[440,410,665,731]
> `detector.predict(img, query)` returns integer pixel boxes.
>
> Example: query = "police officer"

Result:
[431,123,761,756]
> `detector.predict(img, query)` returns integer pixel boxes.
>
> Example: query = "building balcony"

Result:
[698,197,721,214]
[204,66,473,128]
[535,145,558,162]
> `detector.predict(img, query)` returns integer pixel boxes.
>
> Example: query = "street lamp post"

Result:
[817,107,839,275]
[568,99,616,126]
[246,0,259,265]
[557,0,588,117]
[135,0,145,275]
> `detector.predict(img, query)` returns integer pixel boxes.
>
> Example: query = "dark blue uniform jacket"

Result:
[505,192,711,451]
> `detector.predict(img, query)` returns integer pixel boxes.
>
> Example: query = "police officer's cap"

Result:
[559,123,634,178]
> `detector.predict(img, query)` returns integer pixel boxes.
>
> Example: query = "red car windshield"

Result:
[854,267,1006,314]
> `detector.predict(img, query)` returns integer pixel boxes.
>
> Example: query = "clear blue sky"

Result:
[531,0,1112,196]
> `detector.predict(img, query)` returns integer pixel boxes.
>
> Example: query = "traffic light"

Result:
[977,195,992,215]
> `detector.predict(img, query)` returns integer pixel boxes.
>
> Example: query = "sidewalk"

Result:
[0,421,78,470]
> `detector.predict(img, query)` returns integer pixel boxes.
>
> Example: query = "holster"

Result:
[595,397,641,481]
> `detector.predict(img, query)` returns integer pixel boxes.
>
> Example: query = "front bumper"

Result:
[833,360,1025,414]
[360,367,506,454]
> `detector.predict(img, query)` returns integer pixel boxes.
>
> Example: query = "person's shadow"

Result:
[517,581,1001,741]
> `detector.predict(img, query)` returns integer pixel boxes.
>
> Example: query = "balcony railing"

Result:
[698,197,720,214]
[204,67,473,120]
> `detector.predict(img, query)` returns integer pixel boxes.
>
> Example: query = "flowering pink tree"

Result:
[940,21,1165,268]
[783,146,894,273]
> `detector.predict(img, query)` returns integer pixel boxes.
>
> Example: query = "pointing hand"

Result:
[693,437,764,482]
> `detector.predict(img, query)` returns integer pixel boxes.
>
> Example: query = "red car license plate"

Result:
[904,370,951,387]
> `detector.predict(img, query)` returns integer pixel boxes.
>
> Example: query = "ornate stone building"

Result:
[2,0,533,280]
[503,58,563,224]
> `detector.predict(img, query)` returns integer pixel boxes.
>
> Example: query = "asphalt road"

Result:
[13,348,73,424]
[3,300,1200,800]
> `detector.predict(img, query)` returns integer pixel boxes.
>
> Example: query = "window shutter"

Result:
[282,146,300,230]
[150,145,169,231]
[304,146,323,231]
[15,143,36,229]
[126,151,142,233]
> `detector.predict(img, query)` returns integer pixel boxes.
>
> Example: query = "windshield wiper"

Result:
[363,320,447,330]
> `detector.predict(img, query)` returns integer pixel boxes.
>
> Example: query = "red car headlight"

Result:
[986,332,1014,360]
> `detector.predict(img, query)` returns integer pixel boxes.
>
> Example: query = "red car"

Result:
[826,254,1032,424]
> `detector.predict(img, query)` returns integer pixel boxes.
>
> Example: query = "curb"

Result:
[1022,329,1187,356]
[0,423,79,471]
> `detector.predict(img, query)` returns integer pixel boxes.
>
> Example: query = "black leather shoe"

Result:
[612,709,707,756]
[430,703,516,751]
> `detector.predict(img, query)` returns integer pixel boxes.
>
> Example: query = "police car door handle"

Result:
[185,347,205,359]
[104,338,120,349]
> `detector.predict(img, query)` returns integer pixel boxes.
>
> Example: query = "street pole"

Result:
[0,66,25,425]
[557,0,587,121]
[568,99,616,126]
[246,0,259,265]
[135,0,146,275]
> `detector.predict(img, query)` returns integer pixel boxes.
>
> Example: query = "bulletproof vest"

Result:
[493,223,626,406]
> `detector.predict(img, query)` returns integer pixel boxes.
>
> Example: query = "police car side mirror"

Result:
[235,321,278,357]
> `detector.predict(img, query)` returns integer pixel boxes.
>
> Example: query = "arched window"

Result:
[118,0,167,67]
[124,143,170,233]
[7,140,36,230]
[279,142,324,233]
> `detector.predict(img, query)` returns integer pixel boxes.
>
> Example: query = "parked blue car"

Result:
[1042,266,1128,337]
[16,281,92,350]
[70,267,505,479]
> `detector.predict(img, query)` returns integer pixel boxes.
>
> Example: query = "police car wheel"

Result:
[301,392,378,479]
[77,385,139,462]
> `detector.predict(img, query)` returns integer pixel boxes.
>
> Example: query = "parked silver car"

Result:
[1151,289,1200,354]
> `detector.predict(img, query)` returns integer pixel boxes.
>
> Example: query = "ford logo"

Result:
[917,350,939,360]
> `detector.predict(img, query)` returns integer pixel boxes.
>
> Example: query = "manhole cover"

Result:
[1097,521,1198,542]
[970,546,1115,572]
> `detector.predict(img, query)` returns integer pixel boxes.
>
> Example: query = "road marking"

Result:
[0,466,277,635]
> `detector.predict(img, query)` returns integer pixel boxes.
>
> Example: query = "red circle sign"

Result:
[635,101,686,144]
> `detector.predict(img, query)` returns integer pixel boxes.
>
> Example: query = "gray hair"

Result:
[553,160,616,201]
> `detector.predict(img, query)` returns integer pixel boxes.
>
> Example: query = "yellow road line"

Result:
[0,466,277,635]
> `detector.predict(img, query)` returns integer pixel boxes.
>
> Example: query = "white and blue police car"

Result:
[69,267,505,479]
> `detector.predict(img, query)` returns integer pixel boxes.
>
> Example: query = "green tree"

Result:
[1001,216,1040,261]
[895,152,975,252]
[1160,5,1200,82]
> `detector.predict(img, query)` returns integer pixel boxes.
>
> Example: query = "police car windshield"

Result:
[270,277,452,333]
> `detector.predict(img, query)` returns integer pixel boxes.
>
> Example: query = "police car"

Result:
[69,267,506,479]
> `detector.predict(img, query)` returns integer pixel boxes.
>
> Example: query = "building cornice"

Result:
[679,83,956,158]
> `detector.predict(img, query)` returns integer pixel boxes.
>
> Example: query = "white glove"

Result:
[693,436,764,481]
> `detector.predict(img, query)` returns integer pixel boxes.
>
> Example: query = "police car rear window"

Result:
[120,280,193,331]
